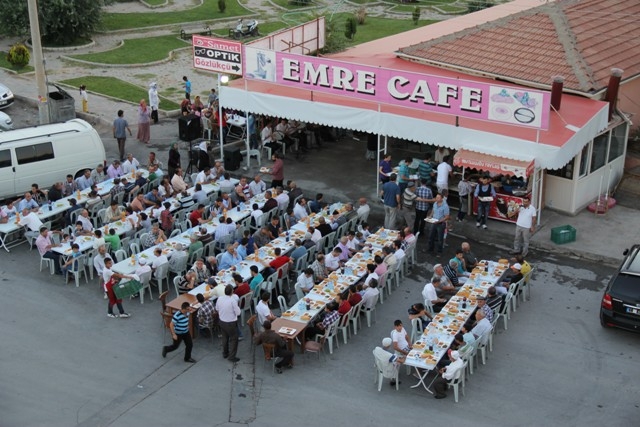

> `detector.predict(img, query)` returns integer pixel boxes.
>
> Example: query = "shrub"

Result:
[6,43,30,67]
[412,6,421,26]
[218,0,226,13]
[344,15,357,40]
[356,7,366,25]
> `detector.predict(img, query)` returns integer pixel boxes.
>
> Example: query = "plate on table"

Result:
[413,342,426,349]
[300,313,312,321]
[282,310,297,317]
[116,221,123,226]
[278,327,296,335]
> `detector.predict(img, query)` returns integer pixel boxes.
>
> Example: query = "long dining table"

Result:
[403,260,509,393]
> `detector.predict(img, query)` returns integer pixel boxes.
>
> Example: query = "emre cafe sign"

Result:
[244,46,550,130]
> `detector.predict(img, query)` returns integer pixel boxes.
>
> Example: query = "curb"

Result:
[61,44,191,68]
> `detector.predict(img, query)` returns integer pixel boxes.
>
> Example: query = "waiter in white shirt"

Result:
[510,197,536,257]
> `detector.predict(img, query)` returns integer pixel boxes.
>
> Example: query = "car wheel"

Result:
[599,313,609,328]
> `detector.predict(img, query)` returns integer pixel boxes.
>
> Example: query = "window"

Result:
[15,142,54,165]
[590,133,608,173]
[578,143,589,177]
[547,158,574,179]
[608,123,626,162]
[0,149,11,168]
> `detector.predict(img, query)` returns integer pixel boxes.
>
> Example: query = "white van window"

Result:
[15,142,55,165]
[0,149,10,168]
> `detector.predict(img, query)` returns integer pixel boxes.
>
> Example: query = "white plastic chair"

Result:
[409,318,422,344]
[40,253,56,275]
[362,295,379,327]
[349,301,363,335]
[238,292,253,324]
[138,270,153,304]
[373,350,399,392]
[153,263,170,294]
[172,276,181,296]
[114,249,128,263]
[337,310,352,344]
[66,254,88,287]
[448,361,468,403]
[277,295,288,314]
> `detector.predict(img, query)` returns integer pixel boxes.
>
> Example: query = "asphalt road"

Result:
[2,230,638,427]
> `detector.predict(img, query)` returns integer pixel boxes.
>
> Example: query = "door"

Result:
[0,148,15,199]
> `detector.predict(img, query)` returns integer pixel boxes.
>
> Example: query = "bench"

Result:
[180,26,212,40]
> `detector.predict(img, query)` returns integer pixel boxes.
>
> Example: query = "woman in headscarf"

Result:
[168,142,181,179]
[137,99,151,144]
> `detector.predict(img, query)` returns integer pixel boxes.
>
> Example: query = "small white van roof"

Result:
[0,119,95,145]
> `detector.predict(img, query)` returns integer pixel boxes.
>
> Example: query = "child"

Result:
[80,85,88,113]
[61,243,81,280]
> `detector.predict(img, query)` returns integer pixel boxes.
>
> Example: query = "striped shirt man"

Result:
[172,311,189,334]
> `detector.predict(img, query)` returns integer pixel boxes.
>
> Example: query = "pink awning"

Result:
[453,148,534,177]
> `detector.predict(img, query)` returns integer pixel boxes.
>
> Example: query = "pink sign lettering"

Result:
[243,46,550,130]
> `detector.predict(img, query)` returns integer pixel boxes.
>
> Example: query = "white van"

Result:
[0,119,105,200]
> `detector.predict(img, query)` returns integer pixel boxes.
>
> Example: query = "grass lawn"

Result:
[0,53,34,74]
[101,0,250,31]
[143,0,167,5]
[434,4,468,13]
[70,35,190,64]
[332,13,435,46]
[59,76,180,110]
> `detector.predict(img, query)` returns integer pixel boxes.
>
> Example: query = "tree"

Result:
[0,0,109,46]
[412,6,421,26]
[344,15,357,40]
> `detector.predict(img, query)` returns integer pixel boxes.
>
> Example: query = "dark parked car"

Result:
[600,245,640,332]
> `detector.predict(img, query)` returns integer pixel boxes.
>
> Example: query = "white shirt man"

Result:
[422,281,439,305]
[516,203,537,229]
[276,191,289,212]
[362,286,380,309]
[134,258,152,278]
[436,161,452,191]
[470,311,492,344]
[364,271,379,288]
[196,169,215,184]
[251,208,264,225]
[310,228,322,243]
[18,211,43,234]
[293,202,307,220]
[295,270,314,294]
[357,199,370,222]
[324,250,341,272]
[256,299,274,327]
[249,177,266,196]
[152,253,169,275]
[77,212,93,232]
[215,290,241,323]
[373,338,403,381]
[215,221,236,241]
[391,323,411,355]
[122,156,140,174]
[93,249,111,284]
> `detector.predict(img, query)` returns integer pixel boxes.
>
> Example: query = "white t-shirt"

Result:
[19,212,43,232]
[296,273,314,292]
[364,272,379,288]
[152,255,168,269]
[436,162,452,187]
[422,282,438,303]
[516,205,537,228]
[256,300,272,325]
[293,203,307,220]
[325,253,340,271]
[249,180,266,196]
[391,327,410,352]
[471,317,493,343]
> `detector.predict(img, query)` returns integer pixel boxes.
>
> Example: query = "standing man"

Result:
[216,285,241,363]
[427,194,450,256]
[162,302,196,363]
[379,153,392,184]
[113,110,132,162]
[414,179,433,237]
[399,182,417,229]
[474,175,496,230]
[270,153,284,188]
[381,173,401,230]
[182,76,191,100]
[148,82,159,124]
[511,198,536,257]
[435,155,452,194]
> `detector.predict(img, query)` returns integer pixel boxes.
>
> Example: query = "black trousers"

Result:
[219,320,239,359]
[414,209,429,235]
[151,108,158,124]
[164,332,193,361]
[274,347,294,367]
[433,376,449,397]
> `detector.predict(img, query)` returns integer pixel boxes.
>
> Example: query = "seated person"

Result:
[294,268,315,296]
[335,293,351,315]
[496,263,524,295]
[408,302,432,330]
[190,258,211,283]
[254,320,294,374]
[256,291,276,326]
[305,302,340,339]
[347,284,362,306]
[422,277,448,311]
[391,319,411,357]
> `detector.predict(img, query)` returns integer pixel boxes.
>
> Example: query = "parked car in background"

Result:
[601,245,640,332]
[0,83,15,109]
[0,111,13,131]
